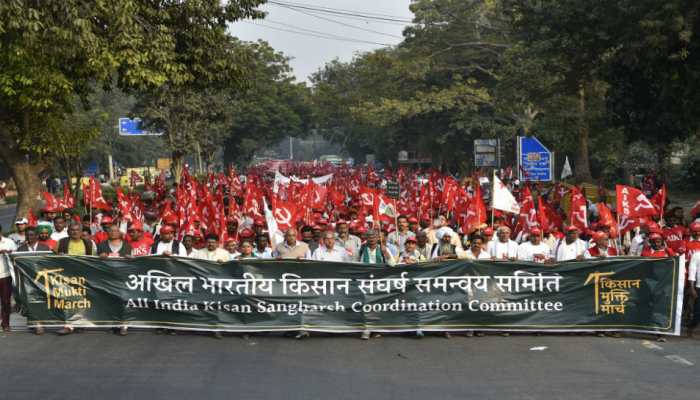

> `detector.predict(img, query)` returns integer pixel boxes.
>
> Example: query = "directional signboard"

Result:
[118,118,163,136]
[385,181,400,200]
[474,139,500,167]
[517,136,553,182]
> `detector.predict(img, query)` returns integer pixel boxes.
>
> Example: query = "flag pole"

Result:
[491,170,495,228]
[616,212,622,253]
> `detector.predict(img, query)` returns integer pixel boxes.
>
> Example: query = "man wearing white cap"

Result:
[554,226,588,261]
[516,228,551,263]
[9,218,28,246]
[487,226,518,260]
[430,227,461,260]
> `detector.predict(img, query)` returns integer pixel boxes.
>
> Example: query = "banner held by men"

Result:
[12,255,684,335]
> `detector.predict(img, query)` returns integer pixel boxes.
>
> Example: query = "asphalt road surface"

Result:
[0,327,697,400]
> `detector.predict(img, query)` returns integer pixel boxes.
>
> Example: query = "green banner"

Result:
[11,255,684,335]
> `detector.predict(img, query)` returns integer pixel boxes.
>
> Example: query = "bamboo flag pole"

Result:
[491,170,495,228]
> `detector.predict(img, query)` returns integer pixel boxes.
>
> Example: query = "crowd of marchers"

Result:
[0,163,699,340]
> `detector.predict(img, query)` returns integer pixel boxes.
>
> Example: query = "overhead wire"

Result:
[267,1,413,23]
[268,6,405,39]
[241,20,393,46]
[270,0,413,20]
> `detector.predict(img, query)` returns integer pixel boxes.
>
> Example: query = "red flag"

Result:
[597,202,618,237]
[272,201,301,231]
[27,208,38,227]
[568,186,587,230]
[515,186,537,234]
[537,196,562,233]
[440,177,459,212]
[62,184,75,209]
[650,185,666,219]
[464,181,486,233]
[116,187,134,222]
[616,185,657,219]
[42,192,63,212]
[243,186,263,218]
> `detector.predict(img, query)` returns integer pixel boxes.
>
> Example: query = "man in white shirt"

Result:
[50,215,69,241]
[8,218,28,246]
[335,220,362,260]
[195,234,230,262]
[687,252,700,337]
[555,226,588,261]
[151,225,186,256]
[516,228,551,263]
[487,226,518,260]
[386,215,415,253]
[0,224,18,332]
[312,231,351,262]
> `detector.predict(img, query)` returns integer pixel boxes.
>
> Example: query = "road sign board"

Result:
[517,136,553,181]
[385,181,400,200]
[83,161,99,177]
[474,139,500,167]
[118,118,163,136]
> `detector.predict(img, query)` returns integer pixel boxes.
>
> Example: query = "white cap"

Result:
[15,218,28,225]
[436,227,455,240]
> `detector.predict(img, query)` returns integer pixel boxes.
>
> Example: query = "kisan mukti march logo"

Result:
[33,268,91,310]
[584,271,640,315]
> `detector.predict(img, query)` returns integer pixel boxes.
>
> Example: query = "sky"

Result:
[228,0,414,83]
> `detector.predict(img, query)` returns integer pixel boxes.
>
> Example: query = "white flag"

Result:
[561,156,573,180]
[262,198,283,247]
[492,174,520,214]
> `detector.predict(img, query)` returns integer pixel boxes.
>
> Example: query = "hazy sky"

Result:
[228,0,414,82]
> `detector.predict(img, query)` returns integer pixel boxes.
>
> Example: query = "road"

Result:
[0,325,697,400]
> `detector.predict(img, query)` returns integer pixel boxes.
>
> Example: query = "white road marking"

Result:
[665,355,694,366]
[641,340,663,351]
[529,346,548,351]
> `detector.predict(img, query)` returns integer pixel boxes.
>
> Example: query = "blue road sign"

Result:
[84,161,99,177]
[118,118,163,136]
[517,136,553,182]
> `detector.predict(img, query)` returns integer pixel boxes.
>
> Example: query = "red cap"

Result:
[405,237,417,243]
[311,224,321,230]
[649,232,663,240]
[408,217,419,224]
[530,227,542,236]
[163,214,177,224]
[565,226,579,233]
[160,225,174,234]
[318,218,328,225]
[128,221,144,232]
[689,222,700,232]
[101,216,113,224]
[253,217,265,226]
[239,228,255,238]
[483,227,494,235]
[592,231,608,241]
[336,219,348,225]
[226,215,238,223]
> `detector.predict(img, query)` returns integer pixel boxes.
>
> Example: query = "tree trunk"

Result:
[574,83,594,183]
[172,151,184,184]
[0,150,46,220]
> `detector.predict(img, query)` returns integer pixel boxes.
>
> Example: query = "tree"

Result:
[312,0,514,171]
[222,40,313,167]
[506,0,700,182]
[0,0,263,217]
